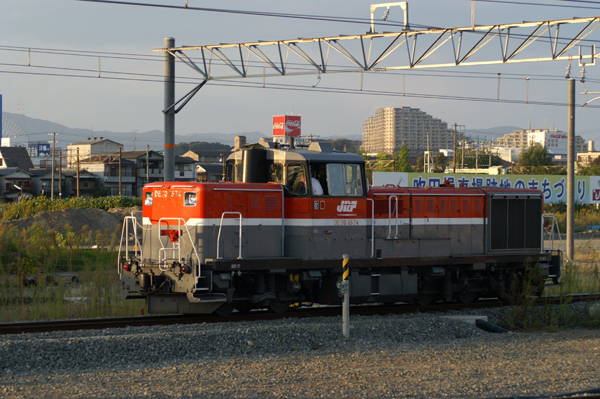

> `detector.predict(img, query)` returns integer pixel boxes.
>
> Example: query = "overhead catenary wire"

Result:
[2,65,599,110]
[71,0,600,21]
[2,0,599,143]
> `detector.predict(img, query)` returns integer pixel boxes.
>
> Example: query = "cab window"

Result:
[326,163,363,196]
[286,164,307,195]
[269,163,283,183]
[225,160,243,182]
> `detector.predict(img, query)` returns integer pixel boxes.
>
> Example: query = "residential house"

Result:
[0,147,35,201]
[0,168,34,201]
[0,147,34,171]
[197,164,224,182]
[66,138,123,167]
[80,155,136,197]
[175,156,197,182]
[182,150,230,163]
[117,150,164,197]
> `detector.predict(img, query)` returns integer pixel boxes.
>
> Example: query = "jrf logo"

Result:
[337,200,358,213]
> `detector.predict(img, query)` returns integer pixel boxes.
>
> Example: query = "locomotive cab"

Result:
[224,141,366,199]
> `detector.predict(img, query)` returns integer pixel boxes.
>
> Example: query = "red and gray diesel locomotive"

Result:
[118,141,562,315]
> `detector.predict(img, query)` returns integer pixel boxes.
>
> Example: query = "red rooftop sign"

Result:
[273,115,301,136]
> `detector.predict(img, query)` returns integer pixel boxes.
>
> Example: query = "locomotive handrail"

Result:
[542,213,564,253]
[388,196,400,239]
[118,215,143,275]
[157,218,202,276]
[217,212,243,260]
[367,198,375,258]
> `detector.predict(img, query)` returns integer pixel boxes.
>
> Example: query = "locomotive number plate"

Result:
[334,219,359,226]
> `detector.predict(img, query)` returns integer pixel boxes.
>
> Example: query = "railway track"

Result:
[2,293,598,335]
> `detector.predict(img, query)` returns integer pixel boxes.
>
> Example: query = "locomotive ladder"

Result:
[366,194,402,259]
[542,213,564,253]
[216,212,243,259]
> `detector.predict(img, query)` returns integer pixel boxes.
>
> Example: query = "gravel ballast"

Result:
[1,306,599,399]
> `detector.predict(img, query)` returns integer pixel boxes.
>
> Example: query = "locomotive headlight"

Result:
[144,192,153,206]
[180,265,192,274]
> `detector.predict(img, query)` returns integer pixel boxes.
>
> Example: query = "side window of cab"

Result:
[269,163,283,183]
[286,164,307,195]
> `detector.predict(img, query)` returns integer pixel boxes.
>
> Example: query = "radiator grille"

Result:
[490,195,542,251]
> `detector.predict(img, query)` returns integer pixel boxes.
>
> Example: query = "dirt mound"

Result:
[2,207,142,236]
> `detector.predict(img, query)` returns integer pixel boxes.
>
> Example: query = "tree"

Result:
[330,139,360,154]
[175,141,232,156]
[454,149,503,169]
[376,152,391,160]
[395,145,412,172]
[518,145,553,166]
[433,152,446,173]
[414,154,425,172]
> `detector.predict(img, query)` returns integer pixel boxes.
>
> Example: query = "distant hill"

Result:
[1,112,268,150]
[2,112,519,150]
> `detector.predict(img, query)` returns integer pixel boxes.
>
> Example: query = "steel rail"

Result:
[1,293,598,335]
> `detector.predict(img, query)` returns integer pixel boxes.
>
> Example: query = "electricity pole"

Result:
[119,147,122,196]
[77,148,80,198]
[48,132,57,200]
[164,37,176,182]
[452,124,465,173]
[567,79,575,262]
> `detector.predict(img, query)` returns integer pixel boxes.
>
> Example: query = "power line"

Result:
[475,0,600,10]
[4,51,600,85]
[70,0,400,27]
[5,64,600,114]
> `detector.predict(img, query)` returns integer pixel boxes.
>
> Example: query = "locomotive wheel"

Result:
[415,279,438,306]
[213,302,235,317]
[456,292,479,304]
[414,294,436,306]
[268,300,290,314]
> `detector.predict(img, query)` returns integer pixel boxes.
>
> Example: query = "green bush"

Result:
[0,196,142,222]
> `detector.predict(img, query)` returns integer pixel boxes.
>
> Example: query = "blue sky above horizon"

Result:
[1,0,600,145]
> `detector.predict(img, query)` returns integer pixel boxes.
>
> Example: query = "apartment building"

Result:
[362,107,464,158]
[494,129,585,154]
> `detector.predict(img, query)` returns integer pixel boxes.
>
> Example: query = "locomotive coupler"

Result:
[123,258,141,276]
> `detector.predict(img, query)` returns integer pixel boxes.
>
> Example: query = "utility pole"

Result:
[461,140,465,169]
[567,78,575,262]
[76,148,80,198]
[453,124,457,173]
[132,130,138,150]
[452,124,465,173]
[146,144,150,184]
[164,37,176,182]
[427,132,431,173]
[119,147,122,196]
[48,132,57,200]
[476,136,479,170]
[58,150,62,198]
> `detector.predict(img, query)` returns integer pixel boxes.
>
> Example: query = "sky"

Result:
[1,0,600,146]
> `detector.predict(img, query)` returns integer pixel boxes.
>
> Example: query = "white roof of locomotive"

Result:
[227,141,365,164]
